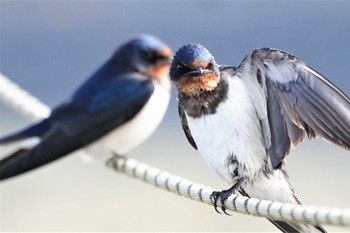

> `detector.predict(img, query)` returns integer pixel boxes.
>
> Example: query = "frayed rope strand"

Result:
[0,73,349,227]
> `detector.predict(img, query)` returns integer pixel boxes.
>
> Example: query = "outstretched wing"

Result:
[236,48,350,168]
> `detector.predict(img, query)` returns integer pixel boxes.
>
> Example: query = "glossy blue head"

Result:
[170,44,220,95]
[112,35,172,79]
[175,44,213,67]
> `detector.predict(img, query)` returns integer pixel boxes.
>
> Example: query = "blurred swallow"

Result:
[170,44,350,232]
[0,35,172,181]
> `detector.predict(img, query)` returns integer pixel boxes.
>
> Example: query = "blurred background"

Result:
[0,1,349,232]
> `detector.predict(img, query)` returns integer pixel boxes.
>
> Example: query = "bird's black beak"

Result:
[186,68,211,77]
[156,57,172,65]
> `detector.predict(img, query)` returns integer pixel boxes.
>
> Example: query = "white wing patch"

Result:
[5,137,41,149]
[0,137,41,160]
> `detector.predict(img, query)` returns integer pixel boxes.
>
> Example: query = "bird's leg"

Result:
[212,177,244,215]
[105,152,127,170]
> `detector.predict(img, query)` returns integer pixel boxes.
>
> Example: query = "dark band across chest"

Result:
[178,76,229,118]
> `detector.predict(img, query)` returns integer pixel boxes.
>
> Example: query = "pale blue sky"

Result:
[1,1,349,111]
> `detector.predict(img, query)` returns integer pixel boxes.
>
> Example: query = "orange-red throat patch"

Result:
[177,72,219,95]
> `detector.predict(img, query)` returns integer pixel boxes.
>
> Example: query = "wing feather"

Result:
[296,72,350,132]
[292,81,350,145]
[178,106,197,150]
[0,75,155,180]
[237,48,350,168]
[51,75,154,141]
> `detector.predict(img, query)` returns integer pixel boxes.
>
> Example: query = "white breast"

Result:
[186,77,267,183]
[85,83,170,160]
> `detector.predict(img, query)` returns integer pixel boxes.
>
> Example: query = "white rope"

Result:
[106,155,350,226]
[0,73,50,122]
[0,73,349,227]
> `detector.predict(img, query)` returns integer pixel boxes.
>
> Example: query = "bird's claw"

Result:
[211,189,233,215]
[211,178,244,215]
[105,153,126,169]
[212,191,223,214]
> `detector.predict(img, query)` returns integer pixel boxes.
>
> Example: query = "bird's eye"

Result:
[177,64,184,69]
[145,51,167,64]
[207,62,214,70]
[146,52,158,63]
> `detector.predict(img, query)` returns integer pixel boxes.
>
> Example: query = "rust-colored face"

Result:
[145,63,170,81]
[175,58,219,95]
[157,46,173,60]
[177,71,219,96]
[170,44,220,95]
[144,45,173,82]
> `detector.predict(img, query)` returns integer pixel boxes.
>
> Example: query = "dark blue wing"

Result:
[50,74,155,144]
[0,119,51,144]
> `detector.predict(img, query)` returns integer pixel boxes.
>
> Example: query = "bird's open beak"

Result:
[156,57,172,65]
[185,68,213,77]
[155,46,173,65]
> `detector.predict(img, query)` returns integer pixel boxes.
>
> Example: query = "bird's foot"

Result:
[212,189,233,215]
[105,152,126,170]
[211,178,244,215]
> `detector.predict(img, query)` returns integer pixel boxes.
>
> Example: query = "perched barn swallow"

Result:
[0,35,172,181]
[170,44,350,232]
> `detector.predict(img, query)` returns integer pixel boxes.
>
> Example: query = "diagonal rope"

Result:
[106,155,350,227]
[0,73,50,122]
[0,73,349,227]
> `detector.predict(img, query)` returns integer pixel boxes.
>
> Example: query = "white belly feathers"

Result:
[86,83,170,159]
[186,77,267,183]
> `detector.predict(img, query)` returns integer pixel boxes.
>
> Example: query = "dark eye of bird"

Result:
[176,62,191,74]
[145,51,165,63]
[207,62,214,70]
[177,64,184,69]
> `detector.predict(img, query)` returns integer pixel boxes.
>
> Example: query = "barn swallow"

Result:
[170,44,350,232]
[0,35,172,181]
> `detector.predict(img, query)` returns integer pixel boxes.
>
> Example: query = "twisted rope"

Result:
[0,73,50,122]
[0,73,349,227]
[106,155,350,226]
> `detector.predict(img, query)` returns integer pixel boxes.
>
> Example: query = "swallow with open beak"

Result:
[170,44,350,232]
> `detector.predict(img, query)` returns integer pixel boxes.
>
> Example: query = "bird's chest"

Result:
[186,78,266,183]
[86,85,170,159]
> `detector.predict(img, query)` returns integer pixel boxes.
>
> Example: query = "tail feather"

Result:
[0,119,50,144]
[268,219,327,233]
[239,186,327,233]
[0,148,34,180]
[314,225,327,233]
[269,220,302,233]
[0,127,82,181]
[0,148,29,166]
